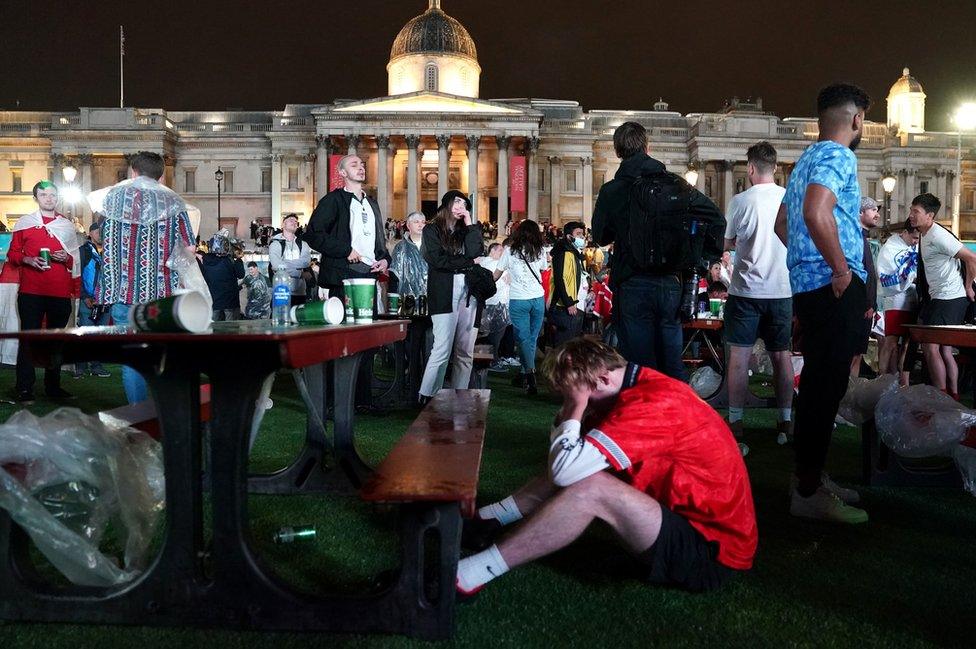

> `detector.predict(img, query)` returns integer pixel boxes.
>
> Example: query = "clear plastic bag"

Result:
[874,385,975,458]
[838,374,900,425]
[953,445,976,496]
[690,366,722,399]
[0,407,165,586]
[166,244,213,312]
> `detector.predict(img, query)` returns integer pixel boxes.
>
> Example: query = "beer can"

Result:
[273,525,316,544]
[38,248,51,265]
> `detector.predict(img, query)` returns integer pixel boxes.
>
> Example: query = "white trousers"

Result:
[419,286,479,397]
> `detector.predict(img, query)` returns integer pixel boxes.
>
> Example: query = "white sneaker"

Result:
[790,486,868,524]
[821,473,860,504]
[790,474,860,505]
[264,398,274,410]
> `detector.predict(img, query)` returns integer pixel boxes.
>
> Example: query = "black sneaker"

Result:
[14,391,35,405]
[45,387,76,401]
[90,368,112,378]
[460,517,503,552]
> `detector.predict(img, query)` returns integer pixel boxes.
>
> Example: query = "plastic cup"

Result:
[128,291,211,333]
[343,278,376,323]
[709,298,722,317]
[290,297,345,325]
[388,293,400,314]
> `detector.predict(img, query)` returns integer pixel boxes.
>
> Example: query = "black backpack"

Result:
[627,171,700,273]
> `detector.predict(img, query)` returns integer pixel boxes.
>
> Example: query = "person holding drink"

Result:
[7,181,82,404]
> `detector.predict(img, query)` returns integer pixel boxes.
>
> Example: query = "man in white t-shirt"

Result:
[876,220,919,385]
[910,193,976,396]
[722,141,794,444]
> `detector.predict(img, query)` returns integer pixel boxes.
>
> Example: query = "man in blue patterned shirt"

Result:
[774,84,871,524]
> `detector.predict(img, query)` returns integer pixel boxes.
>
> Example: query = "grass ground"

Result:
[0,365,974,648]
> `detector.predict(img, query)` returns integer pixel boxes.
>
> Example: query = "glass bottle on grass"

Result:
[272,265,291,326]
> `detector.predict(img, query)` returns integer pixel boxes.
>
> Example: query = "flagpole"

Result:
[120,25,125,108]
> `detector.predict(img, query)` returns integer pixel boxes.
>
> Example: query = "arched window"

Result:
[425,63,438,92]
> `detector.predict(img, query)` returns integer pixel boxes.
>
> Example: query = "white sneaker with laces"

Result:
[820,473,860,504]
[790,486,868,524]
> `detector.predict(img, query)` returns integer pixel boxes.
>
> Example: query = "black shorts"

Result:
[920,297,969,326]
[637,507,734,592]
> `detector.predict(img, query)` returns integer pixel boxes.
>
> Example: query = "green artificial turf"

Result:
[0,366,974,648]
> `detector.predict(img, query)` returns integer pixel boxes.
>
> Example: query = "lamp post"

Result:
[882,173,897,230]
[61,164,80,226]
[214,167,224,225]
[684,167,699,187]
[952,103,976,236]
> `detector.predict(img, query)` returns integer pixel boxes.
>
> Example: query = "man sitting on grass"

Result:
[458,339,757,595]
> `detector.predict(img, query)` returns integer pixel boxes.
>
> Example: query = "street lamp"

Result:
[214,167,224,224]
[62,164,77,184]
[952,103,976,235]
[684,167,699,187]
[61,164,80,224]
[882,173,897,229]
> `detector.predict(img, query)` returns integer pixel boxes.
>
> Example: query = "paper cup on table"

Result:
[128,291,211,333]
[325,297,344,324]
[289,297,345,325]
[342,278,376,323]
[709,298,722,317]
[387,293,400,314]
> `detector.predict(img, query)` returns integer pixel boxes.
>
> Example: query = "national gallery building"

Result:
[1,0,974,238]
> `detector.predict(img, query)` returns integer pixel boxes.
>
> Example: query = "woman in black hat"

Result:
[417,191,484,405]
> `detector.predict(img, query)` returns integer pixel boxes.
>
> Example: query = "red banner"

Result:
[510,155,527,213]
[329,154,345,192]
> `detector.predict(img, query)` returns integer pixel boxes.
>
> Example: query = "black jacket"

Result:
[592,152,724,290]
[302,188,391,288]
[200,254,245,310]
[550,238,584,310]
[422,222,483,316]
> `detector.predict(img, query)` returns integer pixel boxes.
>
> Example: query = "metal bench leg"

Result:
[391,503,461,640]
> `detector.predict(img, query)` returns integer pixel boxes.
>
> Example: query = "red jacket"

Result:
[8,216,75,298]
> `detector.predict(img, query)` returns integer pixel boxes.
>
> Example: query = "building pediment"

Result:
[321,92,537,116]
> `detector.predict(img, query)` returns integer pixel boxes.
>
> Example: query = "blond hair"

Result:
[542,338,627,390]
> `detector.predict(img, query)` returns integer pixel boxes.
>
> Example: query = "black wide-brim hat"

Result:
[440,190,472,212]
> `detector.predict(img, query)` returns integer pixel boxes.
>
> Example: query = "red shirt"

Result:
[7,216,74,298]
[586,366,758,570]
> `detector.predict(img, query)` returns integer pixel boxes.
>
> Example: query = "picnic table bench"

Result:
[0,320,505,640]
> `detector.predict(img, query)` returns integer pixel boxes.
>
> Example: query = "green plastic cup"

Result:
[388,293,400,314]
[343,278,376,323]
[290,297,344,325]
[128,291,211,333]
[709,298,722,317]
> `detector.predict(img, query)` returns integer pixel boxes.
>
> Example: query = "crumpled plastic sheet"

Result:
[838,374,900,425]
[0,407,164,586]
[749,340,774,376]
[166,244,214,313]
[690,366,722,399]
[875,385,976,496]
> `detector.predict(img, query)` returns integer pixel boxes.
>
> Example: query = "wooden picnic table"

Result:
[0,320,502,637]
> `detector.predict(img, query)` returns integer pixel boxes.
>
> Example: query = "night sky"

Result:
[3,0,975,130]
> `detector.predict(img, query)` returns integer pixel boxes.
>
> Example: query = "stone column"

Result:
[548,156,562,225]
[78,153,94,224]
[436,134,451,201]
[694,161,706,192]
[582,155,594,227]
[527,136,540,222]
[406,135,421,214]
[496,135,511,235]
[466,135,481,221]
[722,160,735,212]
[271,153,283,227]
[314,135,330,202]
[51,153,66,186]
[303,153,316,218]
[375,135,391,219]
[346,134,360,156]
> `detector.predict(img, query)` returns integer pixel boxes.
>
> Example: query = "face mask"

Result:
[573,237,585,250]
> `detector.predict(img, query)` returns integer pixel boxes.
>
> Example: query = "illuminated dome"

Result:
[387,1,481,98]
[887,67,926,135]
[390,1,478,63]
[888,67,924,96]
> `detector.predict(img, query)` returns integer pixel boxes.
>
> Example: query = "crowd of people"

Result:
[6,81,973,601]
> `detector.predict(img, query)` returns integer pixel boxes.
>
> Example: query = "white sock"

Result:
[456,544,509,593]
[779,408,792,423]
[477,496,522,526]
[728,407,744,423]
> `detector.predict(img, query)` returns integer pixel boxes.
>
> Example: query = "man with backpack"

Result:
[909,193,976,397]
[592,121,725,380]
[269,213,312,306]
